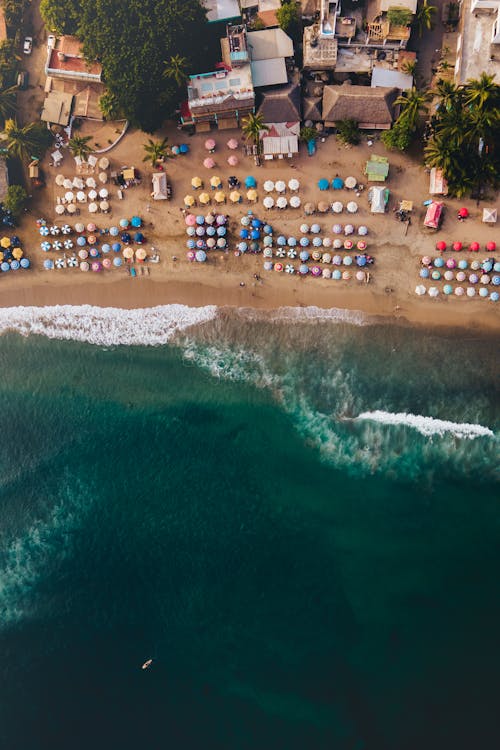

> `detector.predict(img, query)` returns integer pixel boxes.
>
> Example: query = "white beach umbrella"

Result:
[428,286,439,297]
[290,195,301,208]
[275,180,286,193]
[263,180,274,193]
[288,178,300,191]
[88,202,98,213]
[345,176,357,189]
[99,188,108,199]
[100,200,109,212]
[66,203,76,214]
[98,172,108,184]
[55,204,65,215]
[65,191,74,202]
[263,196,274,209]
[88,189,98,200]
[332,201,343,213]
[276,196,287,209]
[98,157,109,170]
[73,177,85,189]
[77,191,86,202]
[86,177,97,188]
[63,178,73,189]
[415,284,426,296]
[347,201,358,213]
[55,174,65,186]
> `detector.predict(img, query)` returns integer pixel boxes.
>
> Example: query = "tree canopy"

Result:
[40,0,210,132]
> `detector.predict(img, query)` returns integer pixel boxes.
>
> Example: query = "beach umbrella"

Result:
[469,241,480,252]
[318,201,330,213]
[61,224,71,235]
[434,257,444,267]
[63,178,73,190]
[495,263,500,272]
[53,240,63,251]
[210,175,222,189]
[195,249,207,262]
[287,237,297,247]
[191,177,202,191]
[240,228,249,239]
[357,226,367,237]
[120,218,129,228]
[287,247,297,258]
[263,235,273,247]
[454,286,464,296]
[300,224,309,234]
[343,255,353,266]
[345,176,357,189]
[43,259,55,270]
[436,240,446,251]
[89,246,99,258]
[466,286,476,297]
[469,273,479,284]
[311,266,321,277]
[310,223,321,234]
[205,213,216,224]
[333,239,343,249]
[344,224,354,235]
[91,261,102,272]
[20,257,30,268]
[55,174,65,186]
[229,191,241,203]
[135,248,147,261]
[187,239,196,249]
[74,222,85,234]
[73,177,84,189]
[102,258,112,269]
[171,145,180,155]
[277,235,286,246]
[87,234,97,245]
[217,226,227,236]
[471,260,481,270]
[300,238,310,248]
[65,190,75,203]
[263,260,273,271]
[131,216,142,227]
[347,201,358,213]
[288,178,300,191]
[332,177,344,189]
[196,226,205,237]
[206,237,216,248]
[247,189,258,202]
[357,240,367,251]
[238,242,247,253]
[227,155,238,167]
[332,255,342,266]
[199,192,211,205]
[245,176,256,188]
[87,222,96,233]
[285,264,295,274]
[112,243,121,252]
[356,255,367,267]
[446,258,456,269]
[444,270,454,281]
[299,249,310,261]
[186,250,196,262]
[195,214,204,225]
[99,200,109,213]
[41,241,51,252]
[98,172,108,184]
[481,260,493,273]
[276,196,287,209]
[458,259,468,269]
[88,190,98,201]
[486,241,496,251]
[121,232,131,243]
[241,216,250,226]
[0,261,9,271]
[428,286,439,297]
[299,264,309,275]
[323,268,332,279]
[322,237,332,248]
[491,291,499,301]
[227,138,238,150]
[415,284,426,296]
[76,191,86,202]
[420,268,429,278]
[312,237,322,247]
[452,241,462,252]
[456,271,466,282]
[123,247,134,259]
[342,271,351,280]
[480,274,490,285]
[134,232,144,243]
[77,236,86,247]
[50,226,60,235]
[179,143,189,154]
[322,252,332,263]
[263,247,273,258]
[332,224,342,234]
[275,180,286,193]
[458,207,469,218]
[10,234,20,246]
[86,178,97,190]
[185,214,197,229]
[479,287,489,297]
[79,261,89,272]
[264,180,275,193]
[54,204,65,215]
[206,226,216,236]
[318,178,329,190]
[274,262,284,272]
[431,269,441,280]
[184,195,196,208]
[203,157,215,169]
[251,219,262,228]
[217,237,226,248]
[332,269,342,280]
[12,247,23,259]
[344,240,353,250]
[97,156,109,170]
[304,202,315,215]
[205,138,216,151]
[492,275,500,286]
[66,204,76,214]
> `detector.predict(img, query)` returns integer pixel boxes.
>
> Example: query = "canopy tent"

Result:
[364,155,389,182]
[151,172,168,200]
[368,186,389,214]
[482,207,497,224]
[424,201,444,230]
[429,167,448,196]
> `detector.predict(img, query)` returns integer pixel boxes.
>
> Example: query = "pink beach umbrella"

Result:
[187,251,196,261]
[311,266,322,277]
[205,138,216,151]
[446,258,457,269]
[185,213,197,226]
[203,157,215,169]
[344,239,353,250]
[227,138,238,150]
[227,155,238,166]
[102,258,112,269]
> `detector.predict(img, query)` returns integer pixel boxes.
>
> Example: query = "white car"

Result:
[23,36,33,55]
[47,34,56,50]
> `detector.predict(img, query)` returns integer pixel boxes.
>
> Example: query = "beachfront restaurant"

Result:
[180,66,255,132]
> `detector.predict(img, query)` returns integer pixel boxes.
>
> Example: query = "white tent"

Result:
[482,207,497,223]
[152,172,168,200]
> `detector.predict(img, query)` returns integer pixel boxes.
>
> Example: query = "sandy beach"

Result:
[2,122,499,333]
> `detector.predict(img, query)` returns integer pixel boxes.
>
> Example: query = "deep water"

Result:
[0,313,498,750]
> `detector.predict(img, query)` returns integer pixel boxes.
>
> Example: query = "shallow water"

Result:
[0,307,498,749]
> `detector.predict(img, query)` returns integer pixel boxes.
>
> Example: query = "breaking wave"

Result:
[0,304,217,347]
[356,411,495,440]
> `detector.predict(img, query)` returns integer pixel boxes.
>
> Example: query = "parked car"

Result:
[23,36,33,55]
[17,71,28,90]
[47,34,56,50]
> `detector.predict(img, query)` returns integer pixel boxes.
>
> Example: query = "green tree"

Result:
[99,91,123,120]
[142,136,170,167]
[299,126,318,142]
[241,112,269,153]
[3,183,27,217]
[0,85,17,122]
[40,0,81,34]
[387,7,413,26]
[432,79,460,111]
[68,134,93,160]
[395,87,430,132]
[401,59,417,79]
[163,54,189,87]
[381,121,413,151]
[415,0,437,36]
[276,0,299,34]
[1,119,50,161]
[336,119,361,145]
[464,72,500,110]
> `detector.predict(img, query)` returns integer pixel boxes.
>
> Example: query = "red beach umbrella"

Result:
[452,241,463,251]
[436,240,446,251]
[469,241,480,252]
[458,207,469,218]
[486,241,496,251]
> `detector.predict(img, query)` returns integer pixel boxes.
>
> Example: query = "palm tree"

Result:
[241,112,269,153]
[401,59,417,79]
[395,87,430,132]
[68,134,93,160]
[432,79,460,111]
[2,119,45,161]
[142,137,169,167]
[163,55,189,87]
[416,0,437,36]
[464,73,500,110]
[0,86,17,122]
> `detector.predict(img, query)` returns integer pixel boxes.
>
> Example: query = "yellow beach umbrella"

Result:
[0,236,11,248]
[210,175,222,188]
[123,247,134,259]
[229,191,241,203]
[0,251,4,262]
[199,192,211,205]
[246,189,257,202]
[135,248,147,261]
[12,247,23,259]
[184,194,195,207]
[214,191,226,203]
[191,176,202,189]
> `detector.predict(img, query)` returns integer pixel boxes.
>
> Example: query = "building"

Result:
[365,0,416,48]
[257,82,301,158]
[181,65,255,130]
[371,66,413,90]
[303,0,339,70]
[240,0,281,27]
[45,36,102,83]
[454,0,500,83]
[40,90,73,126]
[203,0,241,23]
[322,82,399,129]
[247,27,294,87]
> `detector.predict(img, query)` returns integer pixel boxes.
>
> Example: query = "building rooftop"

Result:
[203,0,241,22]
[40,90,73,126]
[247,28,294,59]
[303,24,338,69]
[187,65,254,113]
[322,83,399,127]
[455,0,500,83]
[251,58,288,87]
[257,81,301,121]
[380,0,417,11]
[0,7,7,42]
[47,36,102,78]
[371,66,413,89]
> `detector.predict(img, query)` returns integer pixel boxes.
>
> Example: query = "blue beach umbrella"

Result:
[420,268,429,278]
[179,143,189,154]
[492,275,500,286]
[263,224,273,235]
[101,243,111,253]
[490,291,499,301]
[250,229,259,240]
[20,257,30,268]
[288,237,297,246]
[240,228,249,239]
[196,215,204,225]
[43,259,53,270]
[494,262,500,272]
[187,239,196,249]
[10,235,21,246]
[77,236,86,246]
[195,250,207,262]
[443,284,453,295]
[356,255,367,267]
[300,237,310,248]
[299,264,309,274]
[205,225,215,236]
[1,261,10,271]
[171,145,180,155]
[479,287,488,297]
[263,235,273,247]
[482,260,493,272]
[186,226,196,236]
[217,226,227,236]
[458,259,468,269]
[245,176,256,188]
[332,177,344,189]
[277,235,286,246]
[110,226,119,236]
[299,249,310,261]
[119,218,129,228]
[251,218,262,228]
[318,179,329,190]
[434,257,444,267]
[112,242,121,252]
[41,241,51,252]
[131,216,142,228]
[238,242,247,252]
[113,256,122,267]
[121,232,131,243]
[311,223,321,234]
[312,237,322,247]
[332,269,342,280]
[10,259,20,270]
[196,226,205,237]
[431,270,441,280]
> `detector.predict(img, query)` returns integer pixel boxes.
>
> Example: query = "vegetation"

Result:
[415,0,436,36]
[142,136,170,167]
[241,112,269,154]
[1,119,51,162]
[3,183,27,217]
[0,85,17,123]
[336,119,361,145]
[299,126,318,143]
[1,0,31,34]
[382,87,430,152]
[424,74,500,197]
[276,0,300,36]
[40,0,209,131]
[163,54,189,88]
[386,7,413,27]
[99,91,123,121]
[0,40,19,89]
[68,134,93,160]
[401,59,417,79]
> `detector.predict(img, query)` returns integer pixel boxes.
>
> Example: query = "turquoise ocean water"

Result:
[0,305,498,749]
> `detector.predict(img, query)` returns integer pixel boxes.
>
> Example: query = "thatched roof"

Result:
[322,83,399,128]
[257,82,301,123]
[303,96,322,122]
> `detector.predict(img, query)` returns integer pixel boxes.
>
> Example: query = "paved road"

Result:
[16,0,47,127]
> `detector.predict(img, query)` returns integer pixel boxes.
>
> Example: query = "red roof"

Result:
[48,48,101,77]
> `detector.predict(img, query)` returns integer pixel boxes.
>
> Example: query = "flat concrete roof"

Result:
[247,28,294,60]
[250,58,288,87]
[204,0,240,21]
[41,91,73,125]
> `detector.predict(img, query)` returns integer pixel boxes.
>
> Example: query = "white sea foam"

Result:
[0,304,217,346]
[356,410,495,439]
[236,305,369,326]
